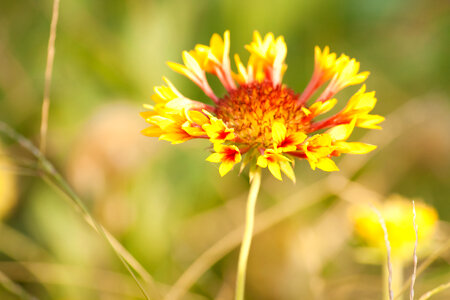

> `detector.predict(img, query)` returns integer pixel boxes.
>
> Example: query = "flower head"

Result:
[351,196,438,260]
[141,31,384,180]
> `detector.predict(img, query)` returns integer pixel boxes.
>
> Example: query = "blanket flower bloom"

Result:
[141,31,384,181]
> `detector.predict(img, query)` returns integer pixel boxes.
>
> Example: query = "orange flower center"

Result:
[216,81,309,147]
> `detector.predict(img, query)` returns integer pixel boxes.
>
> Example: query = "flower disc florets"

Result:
[216,81,308,147]
[141,31,384,181]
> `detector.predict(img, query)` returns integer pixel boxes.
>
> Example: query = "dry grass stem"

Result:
[395,239,450,299]
[410,201,419,300]
[371,205,394,300]
[39,0,60,154]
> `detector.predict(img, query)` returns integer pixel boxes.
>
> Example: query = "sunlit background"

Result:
[1,0,449,299]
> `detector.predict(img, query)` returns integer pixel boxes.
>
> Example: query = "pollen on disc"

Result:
[215,81,309,147]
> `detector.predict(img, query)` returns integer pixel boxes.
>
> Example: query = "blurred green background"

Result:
[0,0,449,299]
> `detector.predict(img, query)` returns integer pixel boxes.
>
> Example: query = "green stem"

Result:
[235,168,262,300]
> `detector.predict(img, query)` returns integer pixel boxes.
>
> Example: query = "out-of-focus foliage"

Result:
[0,0,449,299]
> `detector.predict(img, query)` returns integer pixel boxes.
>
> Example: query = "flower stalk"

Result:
[384,258,404,300]
[235,168,262,300]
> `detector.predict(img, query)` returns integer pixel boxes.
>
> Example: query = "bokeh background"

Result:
[0,0,449,299]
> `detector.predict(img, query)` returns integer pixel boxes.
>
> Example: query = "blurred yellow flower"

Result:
[141,31,384,180]
[0,146,17,219]
[352,196,438,259]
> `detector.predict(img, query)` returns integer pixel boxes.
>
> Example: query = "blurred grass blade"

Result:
[0,121,158,300]
[418,281,450,300]
[0,270,37,300]
[39,0,60,155]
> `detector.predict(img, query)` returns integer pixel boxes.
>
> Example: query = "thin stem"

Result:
[395,239,450,299]
[40,0,60,154]
[410,201,419,300]
[371,205,394,300]
[235,168,262,300]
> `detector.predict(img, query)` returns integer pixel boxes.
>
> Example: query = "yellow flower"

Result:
[141,31,383,180]
[351,196,438,259]
[0,145,17,219]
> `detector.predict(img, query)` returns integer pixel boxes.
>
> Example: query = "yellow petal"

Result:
[160,132,191,144]
[280,161,296,183]
[182,51,204,76]
[348,71,370,85]
[356,115,385,129]
[167,61,191,77]
[353,91,377,112]
[301,107,311,116]
[206,153,222,163]
[290,132,308,145]
[141,126,163,137]
[233,54,248,84]
[147,116,176,129]
[340,142,377,154]
[140,111,156,119]
[187,110,210,126]
[256,156,268,168]
[213,142,225,153]
[316,158,339,172]
[306,157,317,170]
[182,122,205,137]
[309,98,337,116]
[219,162,235,176]
[327,120,355,141]
[272,121,287,146]
[268,162,282,181]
